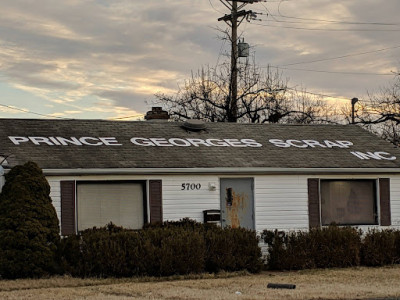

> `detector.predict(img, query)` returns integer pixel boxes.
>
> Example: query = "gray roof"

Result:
[0,118,400,171]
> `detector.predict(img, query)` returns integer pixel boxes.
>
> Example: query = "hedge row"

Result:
[262,226,400,270]
[59,220,263,278]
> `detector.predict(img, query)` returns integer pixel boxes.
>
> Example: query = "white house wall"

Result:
[390,176,400,226]
[255,175,309,231]
[47,173,400,232]
[162,176,219,222]
[48,178,62,223]
[0,175,4,194]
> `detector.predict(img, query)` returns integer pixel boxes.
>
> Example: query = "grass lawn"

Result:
[0,266,399,299]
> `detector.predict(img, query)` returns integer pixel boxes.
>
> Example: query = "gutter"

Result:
[39,167,400,176]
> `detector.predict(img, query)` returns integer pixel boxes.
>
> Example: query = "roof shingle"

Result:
[1,119,399,170]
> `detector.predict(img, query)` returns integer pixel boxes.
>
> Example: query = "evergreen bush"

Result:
[262,226,362,270]
[0,162,60,278]
[262,230,314,270]
[205,226,262,273]
[309,226,361,268]
[361,229,400,266]
[61,220,262,277]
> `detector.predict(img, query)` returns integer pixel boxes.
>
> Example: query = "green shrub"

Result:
[61,220,262,277]
[205,226,262,273]
[361,229,400,266]
[60,224,146,278]
[262,226,362,270]
[262,230,314,270]
[0,162,60,278]
[61,222,206,277]
[145,219,262,274]
[309,226,361,268]
[157,227,206,276]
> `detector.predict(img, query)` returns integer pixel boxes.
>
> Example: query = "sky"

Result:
[0,0,399,120]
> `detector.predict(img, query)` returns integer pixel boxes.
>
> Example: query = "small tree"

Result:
[155,59,336,124]
[352,73,400,146]
[0,161,60,278]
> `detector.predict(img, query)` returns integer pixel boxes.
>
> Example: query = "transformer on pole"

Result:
[238,39,249,57]
[217,0,260,122]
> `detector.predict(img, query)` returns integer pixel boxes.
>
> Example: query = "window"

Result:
[61,180,163,235]
[320,179,377,225]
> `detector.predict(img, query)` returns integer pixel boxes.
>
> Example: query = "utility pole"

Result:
[218,0,260,122]
[351,97,358,124]
[230,1,238,122]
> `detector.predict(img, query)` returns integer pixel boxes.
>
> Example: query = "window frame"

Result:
[308,177,391,228]
[76,180,148,232]
[319,178,379,226]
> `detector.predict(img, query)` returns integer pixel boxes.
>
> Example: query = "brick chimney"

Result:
[145,107,170,121]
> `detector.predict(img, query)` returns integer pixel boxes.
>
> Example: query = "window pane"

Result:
[77,183,144,231]
[321,180,376,225]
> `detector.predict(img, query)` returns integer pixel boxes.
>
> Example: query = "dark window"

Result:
[320,179,378,226]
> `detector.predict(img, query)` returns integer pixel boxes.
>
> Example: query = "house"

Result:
[1,113,400,235]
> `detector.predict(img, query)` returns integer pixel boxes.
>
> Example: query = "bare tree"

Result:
[155,58,336,124]
[353,73,400,145]
[285,88,341,124]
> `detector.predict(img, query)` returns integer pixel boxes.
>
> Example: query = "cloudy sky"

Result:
[0,0,399,120]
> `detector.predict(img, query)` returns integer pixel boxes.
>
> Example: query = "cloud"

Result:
[0,0,399,119]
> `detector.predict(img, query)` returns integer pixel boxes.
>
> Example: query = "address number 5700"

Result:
[181,183,202,190]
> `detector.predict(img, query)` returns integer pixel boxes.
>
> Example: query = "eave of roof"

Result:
[32,167,400,176]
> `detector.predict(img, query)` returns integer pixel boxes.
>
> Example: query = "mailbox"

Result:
[203,209,221,225]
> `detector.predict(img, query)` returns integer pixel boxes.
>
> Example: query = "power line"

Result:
[279,45,400,67]
[261,2,279,22]
[0,102,145,120]
[111,114,144,120]
[208,0,223,14]
[251,21,400,32]
[286,87,351,101]
[268,65,395,76]
[0,103,70,119]
[276,0,400,26]
[259,16,400,27]
[270,13,400,26]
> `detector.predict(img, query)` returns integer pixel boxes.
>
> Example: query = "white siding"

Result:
[48,174,221,225]
[255,175,309,231]
[46,173,400,232]
[0,175,5,194]
[390,176,400,227]
[162,176,219,222]
[48,179,61,223]
[255,174,400,232]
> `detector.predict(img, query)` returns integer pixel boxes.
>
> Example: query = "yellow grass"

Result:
[1,266,400,299]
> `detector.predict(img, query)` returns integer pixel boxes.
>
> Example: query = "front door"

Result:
[220,178,254,229]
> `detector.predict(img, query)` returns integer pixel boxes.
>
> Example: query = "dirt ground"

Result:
[0,266,399,300]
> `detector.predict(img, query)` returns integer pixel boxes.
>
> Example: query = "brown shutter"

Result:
[379,178,391,226]
[308,178,320,228]
[149,180,163,224]
[61,181,76,235]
